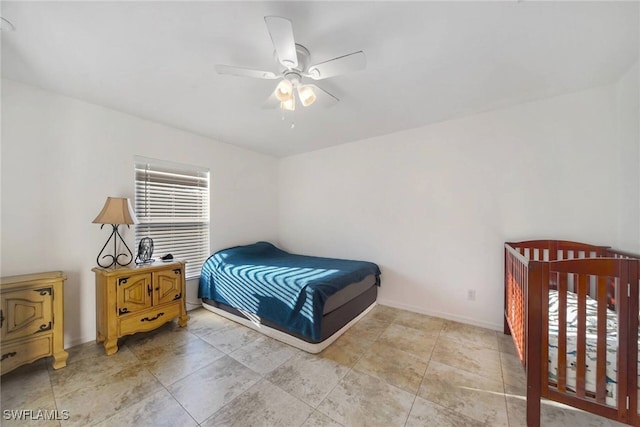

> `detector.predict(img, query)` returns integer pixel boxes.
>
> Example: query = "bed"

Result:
[198,242,381,353]
[504,240,640,426]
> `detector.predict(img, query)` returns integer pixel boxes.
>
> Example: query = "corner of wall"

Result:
[615,61,640,252]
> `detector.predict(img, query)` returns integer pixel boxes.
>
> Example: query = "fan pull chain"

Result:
[280,113,295,129]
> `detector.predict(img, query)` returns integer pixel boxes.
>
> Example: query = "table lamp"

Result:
[92,197,138,268]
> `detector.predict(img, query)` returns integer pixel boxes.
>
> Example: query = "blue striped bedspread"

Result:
[198,242,381,342]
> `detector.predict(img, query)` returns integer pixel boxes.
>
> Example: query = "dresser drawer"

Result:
[1,335,52,375]
[119,303,181,336]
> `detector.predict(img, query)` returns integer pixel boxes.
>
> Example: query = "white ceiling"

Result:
[2,1,638,157]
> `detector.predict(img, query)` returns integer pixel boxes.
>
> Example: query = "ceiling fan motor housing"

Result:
[275,44,311,76]
[284,71,301,87]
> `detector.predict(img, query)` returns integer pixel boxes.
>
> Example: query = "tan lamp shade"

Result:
[92,197,138,225]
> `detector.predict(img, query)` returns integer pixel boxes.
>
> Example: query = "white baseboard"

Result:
[67,336,94,349]
[186,301,202,311]
[376,298,503,332]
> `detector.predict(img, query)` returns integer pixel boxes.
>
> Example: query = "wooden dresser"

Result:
[0,271,68,375]
[93,261,188,355]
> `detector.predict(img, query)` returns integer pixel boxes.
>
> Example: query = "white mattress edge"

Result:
[200,301,377,354]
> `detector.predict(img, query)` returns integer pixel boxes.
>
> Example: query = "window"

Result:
[134,156,210,279]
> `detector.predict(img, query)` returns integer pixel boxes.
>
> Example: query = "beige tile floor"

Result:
[0,305,626,427]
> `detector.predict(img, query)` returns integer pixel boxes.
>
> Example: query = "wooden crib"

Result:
[504,240,640,426]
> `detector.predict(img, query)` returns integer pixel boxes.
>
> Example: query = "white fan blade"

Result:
[307,51,366,80]
[215,64,278,79]
[264,16,298,69]
[308,84,339,107]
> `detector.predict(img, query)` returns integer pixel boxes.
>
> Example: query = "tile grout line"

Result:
[46,362,63,427]
[307,351,356,425]
[122,326,208,427]
[184,320,312,426]
[308,314,394,426]
[197,377,266,426]
[161,328,258,426]
[402,321,443,427]
[59,346,161,426]
[497,332,514,427]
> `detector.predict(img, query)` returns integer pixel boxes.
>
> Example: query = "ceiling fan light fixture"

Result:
[297,85,317,107]
[280,96,295,111]
[275,79,293,102]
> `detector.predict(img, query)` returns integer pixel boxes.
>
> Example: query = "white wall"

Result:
[1,79,279,347]
[278,84,632,330]
[616,61,640,253]
[3,72,636,344]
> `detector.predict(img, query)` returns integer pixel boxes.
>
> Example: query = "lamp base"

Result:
[96,224,134,268]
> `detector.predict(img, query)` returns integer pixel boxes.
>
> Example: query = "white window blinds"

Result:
[134,156,210,279]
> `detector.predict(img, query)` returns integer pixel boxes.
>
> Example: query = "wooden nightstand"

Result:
[0,271,69,375]
[93,261,188,355]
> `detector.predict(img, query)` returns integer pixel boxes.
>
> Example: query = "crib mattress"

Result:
[547,290,640,406]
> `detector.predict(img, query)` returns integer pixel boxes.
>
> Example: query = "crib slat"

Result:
[616,264,630,416]
[526,261,546,427]
[557,272,567,393]
[576,274,587,397]
[596,276,607,403]
[542,268,550,398]
[627,261,639,424]
[519,259,526,361]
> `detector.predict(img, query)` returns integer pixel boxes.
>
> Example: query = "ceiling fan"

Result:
[215,16,366,111]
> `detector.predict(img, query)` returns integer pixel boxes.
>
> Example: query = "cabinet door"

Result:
[154,268,183,305]
[116,273,152,315]
[1,287,53,341]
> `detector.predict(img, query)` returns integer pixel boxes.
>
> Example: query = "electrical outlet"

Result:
[467,289,476,301]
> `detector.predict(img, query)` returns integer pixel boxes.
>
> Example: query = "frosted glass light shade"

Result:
[92,197,138,225]
[275,79,293,102]
[280,96,295,111]
[297,85,316,107]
